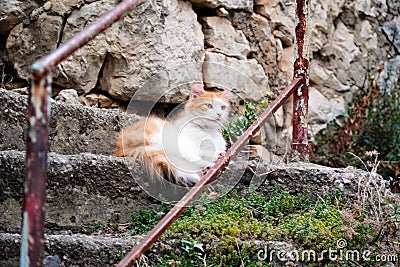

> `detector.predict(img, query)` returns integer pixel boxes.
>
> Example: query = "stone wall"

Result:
[0,0,399,156]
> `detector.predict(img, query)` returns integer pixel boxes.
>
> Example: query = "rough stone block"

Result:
[0,89,139,155]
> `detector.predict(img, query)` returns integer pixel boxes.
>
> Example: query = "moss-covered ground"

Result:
[124,189,399,267]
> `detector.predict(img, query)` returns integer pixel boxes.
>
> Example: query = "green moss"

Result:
[130,204,172,235]
[129,190,399,266]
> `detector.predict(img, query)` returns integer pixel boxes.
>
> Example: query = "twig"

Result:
[235,238,245,267]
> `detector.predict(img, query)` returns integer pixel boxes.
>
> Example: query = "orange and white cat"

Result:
[115,83,231,186]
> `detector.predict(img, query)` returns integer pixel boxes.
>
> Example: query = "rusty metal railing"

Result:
[20,1,141,266]
[20,0,310,266]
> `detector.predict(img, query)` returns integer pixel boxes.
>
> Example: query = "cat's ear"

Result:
[190,83,205,99]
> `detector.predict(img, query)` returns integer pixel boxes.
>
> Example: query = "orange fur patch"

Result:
[115,116,163,157]
[115,116,173,181]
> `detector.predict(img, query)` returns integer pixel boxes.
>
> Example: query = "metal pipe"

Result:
[292,0,310,161]
[117,78,303,267]
[21,1,140,266]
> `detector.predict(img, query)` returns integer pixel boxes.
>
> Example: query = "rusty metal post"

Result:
[292,0,310,161]
[117,78,303,267]
[19,0,141,266]
[20,74,52,267]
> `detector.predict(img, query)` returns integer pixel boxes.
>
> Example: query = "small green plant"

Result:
[387,198,400,222]
[82,221,106,234]
[222,99,270,142]
[119,249,125,260]
[181,239,205,264]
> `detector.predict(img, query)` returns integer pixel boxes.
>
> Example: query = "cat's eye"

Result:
[221,105,226,110]
[205,103,213,109]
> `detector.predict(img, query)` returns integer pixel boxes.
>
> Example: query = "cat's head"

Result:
[184,83,231,127]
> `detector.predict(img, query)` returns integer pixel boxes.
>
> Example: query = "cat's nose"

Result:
[217,113,221,118]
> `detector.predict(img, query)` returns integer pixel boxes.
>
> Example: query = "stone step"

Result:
[0,149,157,234]
[0,89,139,155]
[0,232,298,267]
[0,232,140,267]
[0,148,384,234]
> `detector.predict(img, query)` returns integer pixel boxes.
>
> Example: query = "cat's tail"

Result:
[115,126,200,185]
[114,133,125,157]
[115,136,176,181]
[138,149,174,179]
[117,143,198,185]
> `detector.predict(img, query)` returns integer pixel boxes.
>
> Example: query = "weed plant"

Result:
[222,99,270,142]
[311,66,400,189]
